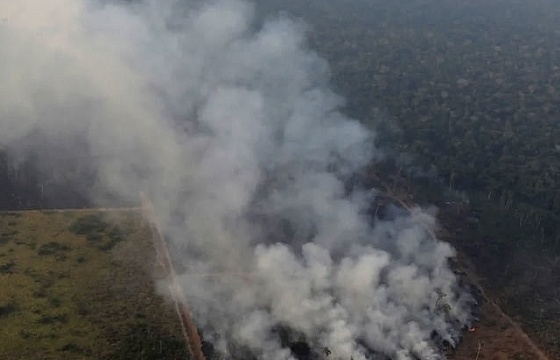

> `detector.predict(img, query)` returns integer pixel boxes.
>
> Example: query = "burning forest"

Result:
[0,0,476,359]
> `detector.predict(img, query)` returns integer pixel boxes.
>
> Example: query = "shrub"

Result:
[38,313,69,325]
[110,322,189,359]
[49,297,62,308]
[59,343,90,355]
[98,227,125,252]
[0,261,15,274]
[0,230,17,245]
[0,303,18,317]
[69,215,108,238]
[38,242,70,256]
[68,215,124,251]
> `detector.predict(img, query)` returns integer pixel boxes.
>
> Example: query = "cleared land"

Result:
[0,210,189,360]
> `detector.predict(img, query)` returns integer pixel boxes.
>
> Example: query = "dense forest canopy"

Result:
[254,0,560,353]
[256,0,560,251]
[3,0,560,231]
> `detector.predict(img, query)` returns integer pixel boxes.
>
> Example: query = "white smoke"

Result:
[0,0,472,359]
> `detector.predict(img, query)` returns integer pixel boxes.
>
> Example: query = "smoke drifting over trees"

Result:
[0,0,472,359]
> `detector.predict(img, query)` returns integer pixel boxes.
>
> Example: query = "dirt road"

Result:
[139,193,206,360]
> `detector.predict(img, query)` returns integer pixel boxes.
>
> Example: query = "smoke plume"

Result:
[0,0,472,359]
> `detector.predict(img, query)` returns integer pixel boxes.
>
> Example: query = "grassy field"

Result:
[0,210,189,360]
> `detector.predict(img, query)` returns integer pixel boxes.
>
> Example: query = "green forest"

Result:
[258,0,560,250]
[257,0,560,354]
